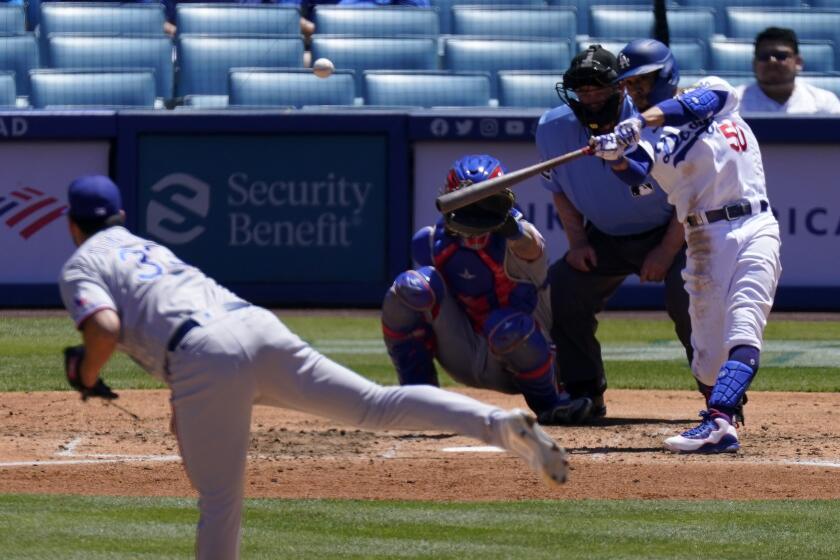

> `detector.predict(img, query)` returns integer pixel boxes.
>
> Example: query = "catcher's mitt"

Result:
[63,345,119,401]
[444,189,516,237]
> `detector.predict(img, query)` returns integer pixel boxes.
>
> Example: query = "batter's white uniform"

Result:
[736,80,840,115]
[59,226,547,560]
[629,76,782,385]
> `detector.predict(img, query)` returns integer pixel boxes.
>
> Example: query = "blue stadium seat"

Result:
[313,6,439,37]
[431,0,543,35]
[546,0,677,37]
[47,34,175,100]
[0,4,25,34]
[176,35,304,97]
[577,38,706,72]
[679,0,800,35]
[497,70,564,108]
[181,94,229,108]
[0,71,16,106]
[798,72,840,99]
[589,7,714,43]
[363,70,491,107]
[175,4,300,35]
[311,36,437,92]
[725,8,840,61]
[678,71,753,90]
[443,37,571,98]
[451,7,575,40]
[0,34,38,96]
[808,0,840,7]
[229,68,356,107]
[710,39,835,73]
[29,68,156,108]
[39,2,167,37]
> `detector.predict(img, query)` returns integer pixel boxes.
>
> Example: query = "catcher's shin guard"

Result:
[484,309,563,414]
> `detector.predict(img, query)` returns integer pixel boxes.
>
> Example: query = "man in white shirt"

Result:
[737,26,840,115]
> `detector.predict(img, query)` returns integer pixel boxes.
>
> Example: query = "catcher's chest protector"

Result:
[432,226,518,330]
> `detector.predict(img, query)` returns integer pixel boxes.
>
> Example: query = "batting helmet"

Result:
[616,39,680,108]
[557,45,623,132]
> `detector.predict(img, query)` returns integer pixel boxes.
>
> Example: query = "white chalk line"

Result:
[0,436,182,469]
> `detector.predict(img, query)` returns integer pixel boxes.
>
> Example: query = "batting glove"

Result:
[615,117,643,147]
[590,133,626,162]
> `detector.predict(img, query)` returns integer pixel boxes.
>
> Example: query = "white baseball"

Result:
[313,58,335,79]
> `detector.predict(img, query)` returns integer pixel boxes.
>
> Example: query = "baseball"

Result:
[313,58,335,79]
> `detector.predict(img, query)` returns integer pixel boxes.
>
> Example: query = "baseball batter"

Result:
[58,175,569,559]
[591,40,782,453]
[381,155,592,426]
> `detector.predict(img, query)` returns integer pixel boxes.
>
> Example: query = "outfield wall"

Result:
[1,110,838,309]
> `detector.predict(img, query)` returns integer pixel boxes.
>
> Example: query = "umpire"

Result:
[535,44,692,419]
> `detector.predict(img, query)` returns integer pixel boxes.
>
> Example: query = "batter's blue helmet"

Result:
[616,39,680,107]
[445,154,506,193]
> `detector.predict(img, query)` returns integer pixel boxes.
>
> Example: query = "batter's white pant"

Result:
[166,306,509,560]
[682,211,782,385]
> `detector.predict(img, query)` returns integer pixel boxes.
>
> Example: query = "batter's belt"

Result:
[686,199,769,228]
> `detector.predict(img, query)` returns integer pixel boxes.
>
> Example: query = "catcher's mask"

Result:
[557,45,623,133]
[443,154,510,250]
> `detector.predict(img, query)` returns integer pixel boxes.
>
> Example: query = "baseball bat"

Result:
[435,146,592,214]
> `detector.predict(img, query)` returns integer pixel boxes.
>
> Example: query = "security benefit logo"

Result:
[0,186,68,239]
[146,173,210,244]
[227,172,372,248]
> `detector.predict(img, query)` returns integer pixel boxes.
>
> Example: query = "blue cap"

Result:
[67,175,122,221]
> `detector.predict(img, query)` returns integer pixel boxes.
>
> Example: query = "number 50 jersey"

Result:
[630,76,768,222]
[59,226,245,380]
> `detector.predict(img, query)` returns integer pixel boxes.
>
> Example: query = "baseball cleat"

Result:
[537,396,593,425]
[664,409,740,454]
[498,409,569,486]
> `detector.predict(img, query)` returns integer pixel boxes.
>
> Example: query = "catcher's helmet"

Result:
[445,154,506,193]
[557,45,623,132]
[616,39,680,108]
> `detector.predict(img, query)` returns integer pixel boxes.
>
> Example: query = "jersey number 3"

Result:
[720,121,748,153]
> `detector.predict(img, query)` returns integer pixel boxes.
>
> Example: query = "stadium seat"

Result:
[451,7,575,40]
[430,0,543,35]
[47,35,175,100]
[26,0,41,31]
[710,39,835,73]
[678,71,753,90]
[313,6,439,37]
[0,4,25,34]
[798,72,840,99]
[0,34,38,96]
[497,70,564,108]
[725,8,840,61]
[679,0,800,35]
[0,71,16,106]
[546,0,677,37]
[176,35,304,97]
[39,2,167,37]
[808,0,840,6]
[443,37,571,98]
[175,4,300,36]
[311,36,437,92]
[577,38,706,72]
[229,68,356,108]
[363,70,491,107]
[589,7,714,43]
[29,68,156,108]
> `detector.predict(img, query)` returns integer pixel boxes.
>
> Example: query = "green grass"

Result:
[2,314,839,392]
[1,495,839,559]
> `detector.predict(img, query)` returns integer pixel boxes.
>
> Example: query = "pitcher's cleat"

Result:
[664,409,740,453]
[497,409,569,485]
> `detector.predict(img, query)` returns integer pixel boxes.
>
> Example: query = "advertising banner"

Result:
[136,134,388,285]
[0,141,110,284]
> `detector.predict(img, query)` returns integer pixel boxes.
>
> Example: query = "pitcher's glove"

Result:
[444,189,517,237]
[63,345,119,401]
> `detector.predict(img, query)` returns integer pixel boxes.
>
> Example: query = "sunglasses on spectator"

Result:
[756,51,795,62]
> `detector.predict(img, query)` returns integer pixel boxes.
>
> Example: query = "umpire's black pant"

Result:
[548,222,693,399]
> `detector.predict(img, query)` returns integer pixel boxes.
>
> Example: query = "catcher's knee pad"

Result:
[483,309,551,373]
[708,360,756,411]
[392,266,445,313]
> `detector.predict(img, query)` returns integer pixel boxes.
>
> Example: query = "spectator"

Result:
[737,27,840,115]
[535,44,693,421]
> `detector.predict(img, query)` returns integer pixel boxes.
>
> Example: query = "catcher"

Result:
[381,154,593,425]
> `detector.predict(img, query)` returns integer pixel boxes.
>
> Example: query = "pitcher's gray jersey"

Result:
[59,226,244,380]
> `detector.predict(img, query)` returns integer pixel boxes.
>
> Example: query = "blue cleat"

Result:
[664,409,740,453]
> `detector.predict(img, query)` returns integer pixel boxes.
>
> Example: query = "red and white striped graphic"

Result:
[0,186,68,240]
